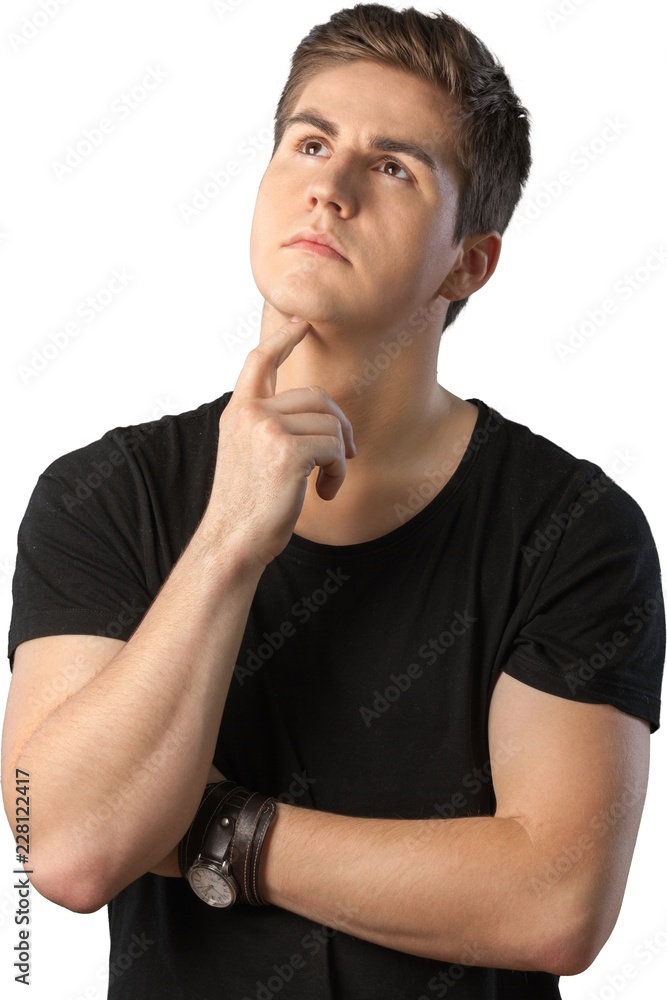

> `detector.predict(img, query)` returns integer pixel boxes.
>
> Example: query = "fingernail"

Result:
[290,315,303,322]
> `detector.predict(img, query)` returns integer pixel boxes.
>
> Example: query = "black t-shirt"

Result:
[7,393,665,1000]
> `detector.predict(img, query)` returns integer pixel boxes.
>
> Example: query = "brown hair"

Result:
[271,3,532,333]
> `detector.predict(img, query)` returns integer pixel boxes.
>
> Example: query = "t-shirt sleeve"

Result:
[501,476,665,733]
[7,442,154,671]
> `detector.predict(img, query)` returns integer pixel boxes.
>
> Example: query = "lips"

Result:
[285,229,349,262]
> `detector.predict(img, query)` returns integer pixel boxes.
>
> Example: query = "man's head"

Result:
[263,4,532,335]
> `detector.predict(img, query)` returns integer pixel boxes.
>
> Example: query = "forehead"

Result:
[286,60,458,175]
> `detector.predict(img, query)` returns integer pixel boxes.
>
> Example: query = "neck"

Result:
[264,308,457,486]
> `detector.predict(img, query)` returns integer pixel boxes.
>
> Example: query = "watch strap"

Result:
[197,784,249,863]
[178,779,236,878]
[228,790,277,906]
[179,779,278,906]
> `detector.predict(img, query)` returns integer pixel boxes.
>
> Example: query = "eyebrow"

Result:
[282,110,438,174]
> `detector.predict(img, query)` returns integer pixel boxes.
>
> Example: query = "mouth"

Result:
[284,229,349,262]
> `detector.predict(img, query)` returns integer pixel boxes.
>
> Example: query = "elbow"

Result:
[536,900,612,977]
[25,850,111,914]
[539,933,601,978]
[47,885,108,915]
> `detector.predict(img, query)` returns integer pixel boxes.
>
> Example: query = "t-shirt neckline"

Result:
[283,397,491,561]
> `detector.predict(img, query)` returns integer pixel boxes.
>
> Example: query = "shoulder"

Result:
[28,393,233,524]
[42,392,232,478]
[473,398,655,537]
[38,393,232,492]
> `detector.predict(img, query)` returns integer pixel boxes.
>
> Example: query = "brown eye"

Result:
[295,136,412,182]
[298,138,327,157]
[378,157,410,181]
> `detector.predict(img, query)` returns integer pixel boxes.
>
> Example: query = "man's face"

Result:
[249,59,464,341]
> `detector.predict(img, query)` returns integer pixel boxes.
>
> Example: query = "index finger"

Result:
[231,318,311,402]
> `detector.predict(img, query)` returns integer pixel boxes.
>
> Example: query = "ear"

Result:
[438,231,502,302]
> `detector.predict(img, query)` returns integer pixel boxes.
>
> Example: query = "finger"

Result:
[231,318,311,403]
[266,387,356,456]
[316,465,346,502]
[266,411,355,470]
[295,435,348,500]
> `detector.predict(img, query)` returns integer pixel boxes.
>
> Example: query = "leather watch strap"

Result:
[179,779,278,905]
[228,790,277,905]
[178,780,237,878]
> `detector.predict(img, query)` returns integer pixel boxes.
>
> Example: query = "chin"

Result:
[255,277,325,323]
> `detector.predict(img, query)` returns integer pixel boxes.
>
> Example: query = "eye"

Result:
[297,137,328,158]
[376,156,411,181]
[293,136,412,182]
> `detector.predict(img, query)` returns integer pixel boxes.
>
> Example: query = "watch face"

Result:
[188,865,235,907]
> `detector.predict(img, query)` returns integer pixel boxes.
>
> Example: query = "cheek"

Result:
[249,192,274,269]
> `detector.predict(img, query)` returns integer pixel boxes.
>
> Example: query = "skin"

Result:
[3,56,649,975]
[149,60,651,977]
[248,59,501,542]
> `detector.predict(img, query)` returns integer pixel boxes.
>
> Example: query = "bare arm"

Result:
[254,674,650,977]
[148,762,226,878]
[7,537,263,911]
[2,316,355,913]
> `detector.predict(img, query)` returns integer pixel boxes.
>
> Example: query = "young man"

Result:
[3,5,664,999]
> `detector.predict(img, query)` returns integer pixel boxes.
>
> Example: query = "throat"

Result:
[293,399,479,546]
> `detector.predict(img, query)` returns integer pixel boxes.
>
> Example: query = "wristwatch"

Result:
[181,781,277,908]
[187,816,239,907]
[180,780,238,906]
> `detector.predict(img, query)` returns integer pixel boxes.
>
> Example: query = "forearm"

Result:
[148,763,226,878]
[257,803,571,974]
[17,531,263,909]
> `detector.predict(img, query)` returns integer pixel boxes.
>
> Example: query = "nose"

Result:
[305,158,357,217]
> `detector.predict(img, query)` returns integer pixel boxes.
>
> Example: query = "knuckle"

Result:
[326,413,343,436]
[307,385,328,404]
[272,431,297,463]
[264,415,284,439]
[247,343,265,361]
[236,400,261,423]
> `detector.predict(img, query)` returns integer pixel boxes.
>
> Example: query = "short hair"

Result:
[271,3,532,333]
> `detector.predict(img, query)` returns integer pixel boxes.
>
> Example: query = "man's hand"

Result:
[197,317,357,572]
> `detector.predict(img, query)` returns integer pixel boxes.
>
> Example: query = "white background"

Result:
[1,0,666,997]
